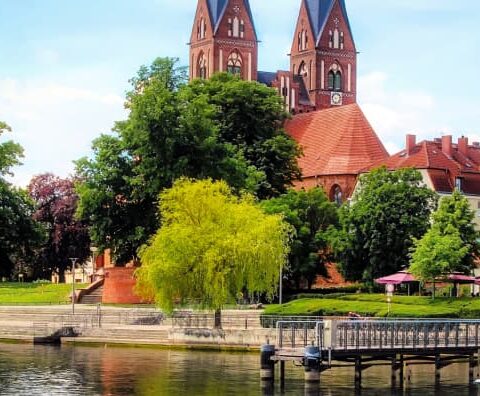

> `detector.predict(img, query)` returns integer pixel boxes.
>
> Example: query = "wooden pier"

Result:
[261,319,480,389]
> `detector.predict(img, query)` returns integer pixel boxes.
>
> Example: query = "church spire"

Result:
[189,0,258,81]
[290,0,357,110]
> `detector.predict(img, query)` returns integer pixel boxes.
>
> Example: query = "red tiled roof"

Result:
[368,138,480,195]
[285,104,388,177]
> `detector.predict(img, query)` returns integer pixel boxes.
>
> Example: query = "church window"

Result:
[298,30,308,51]
[298,62,308,77]
[298,33,301,51]
[233,17,240,37]
[240,20,245,38]
[333,29,340,49]
[334,72,342,91]
[228,18,232,37]
[227,51,242,75]
[331,185,343,207]
[198,18,206,40]
[328,71,335,90]
[329,30,333,48]
[340,32,344,49]
[197,52,207,79]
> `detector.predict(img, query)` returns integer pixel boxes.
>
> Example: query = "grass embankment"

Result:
[0,283,87,305]
[264,294,480,318]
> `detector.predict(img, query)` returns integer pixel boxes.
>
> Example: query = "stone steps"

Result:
[79,286,104,304]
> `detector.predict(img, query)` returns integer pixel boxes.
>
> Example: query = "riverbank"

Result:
[264,294,480,318]
[0,305,273,351]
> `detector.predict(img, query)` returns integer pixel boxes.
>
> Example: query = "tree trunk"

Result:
[214,309,222,329]
[432,280,436,301]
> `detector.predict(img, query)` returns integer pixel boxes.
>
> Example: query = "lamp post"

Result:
[69,258,78,315]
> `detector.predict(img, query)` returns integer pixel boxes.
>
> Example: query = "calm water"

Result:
[0,343,479,395]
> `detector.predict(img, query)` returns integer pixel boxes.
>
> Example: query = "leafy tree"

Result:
[0,121,23,176]
[76,57,300,264]
[28,174,90,280]
[410,226,468,299]
[261,188,338,289]
[0,122,44,278]
[136,179,292,328]
[329,167,438,283]
[432,190,479,269]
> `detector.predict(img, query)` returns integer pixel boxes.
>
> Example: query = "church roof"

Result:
[304,0,354,46]
[285,104,388,177]
[206,0,257,39]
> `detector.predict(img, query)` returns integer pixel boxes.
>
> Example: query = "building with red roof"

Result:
[366,134,480,227]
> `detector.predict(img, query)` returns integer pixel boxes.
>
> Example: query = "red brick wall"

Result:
[102,267,147,304]
[294,174,358,201]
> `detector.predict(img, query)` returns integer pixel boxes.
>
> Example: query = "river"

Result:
[0,343,478,395]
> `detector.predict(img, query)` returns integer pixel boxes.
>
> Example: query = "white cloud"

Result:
[0,78,127,187]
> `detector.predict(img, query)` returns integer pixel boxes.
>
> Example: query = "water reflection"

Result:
[0,343,478,395]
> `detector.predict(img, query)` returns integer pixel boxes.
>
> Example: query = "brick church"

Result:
[189,0,389,202]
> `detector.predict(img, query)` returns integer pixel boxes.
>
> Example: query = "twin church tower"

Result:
[189,0,357,112]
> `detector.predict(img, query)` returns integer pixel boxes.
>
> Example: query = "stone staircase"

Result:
[79,285,104,304]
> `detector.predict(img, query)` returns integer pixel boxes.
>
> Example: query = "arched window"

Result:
[197,18,206,40]
[233,17,240,37]
[197,52,207,79]
[328,71,335,90]
[331,185,343,207]
[333,29,340,49]
[298,62,308,77]
[334,72,342,91]
[227,51,242,75]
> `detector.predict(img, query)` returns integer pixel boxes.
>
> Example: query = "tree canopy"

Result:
[136,179,292,315]
[76,57,300,264]
[329,167,438,283]
[28,174,91,280]
[261,188,338,289]
[0,122,44,278]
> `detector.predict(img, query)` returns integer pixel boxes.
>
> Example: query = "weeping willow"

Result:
[136,178,292,313]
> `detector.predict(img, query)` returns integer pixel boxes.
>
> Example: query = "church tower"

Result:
[290,0,357,110]
[189,0,258,82]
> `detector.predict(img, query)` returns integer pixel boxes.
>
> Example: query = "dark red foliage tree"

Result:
[28,174,90,281]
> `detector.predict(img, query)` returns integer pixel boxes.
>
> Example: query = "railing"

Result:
[335,320,480,351]
[277,321,324,349]
[276,319,480,352]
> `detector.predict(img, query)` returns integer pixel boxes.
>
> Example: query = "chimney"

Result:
[441,135,452,157]
[406,134,416,156]
[458,136,469,156]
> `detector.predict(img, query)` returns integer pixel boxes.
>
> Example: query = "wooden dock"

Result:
[261,319,480,389]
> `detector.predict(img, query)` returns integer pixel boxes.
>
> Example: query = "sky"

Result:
[1,0,479,186]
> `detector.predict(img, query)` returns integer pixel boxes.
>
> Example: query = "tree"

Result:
[410,226,468,299]
[432,190,479,269]
[28,174,90,280]
[261,188,338,289]
[329,167,438,283]
[76,57,300,264]
[0,122,44,278]
[135,179,292,328]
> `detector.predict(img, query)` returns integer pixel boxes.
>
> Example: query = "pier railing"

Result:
[277,319,480,352]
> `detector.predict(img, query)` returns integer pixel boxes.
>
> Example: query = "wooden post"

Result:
[280,361,285,389]
[435,355,441,385]
[469,354,476,383]
[391,355,398,387]
[399,355,404,387]
[355,356,362,390]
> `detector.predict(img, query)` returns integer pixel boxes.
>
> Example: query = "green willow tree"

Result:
[136,179,292,328]
[329,167,438,283]
[261,188,338,289]
[76,57,300,264]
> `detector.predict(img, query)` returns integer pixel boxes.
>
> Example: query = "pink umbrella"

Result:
[375,270,416,285]
[443,272,476,284]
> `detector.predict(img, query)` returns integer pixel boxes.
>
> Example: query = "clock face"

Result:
[331,92,342,105]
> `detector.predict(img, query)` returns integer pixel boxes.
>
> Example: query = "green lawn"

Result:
[264,294,480,318]
[0,282,87,305]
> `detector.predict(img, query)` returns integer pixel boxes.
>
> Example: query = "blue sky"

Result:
[1,0,479,186]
